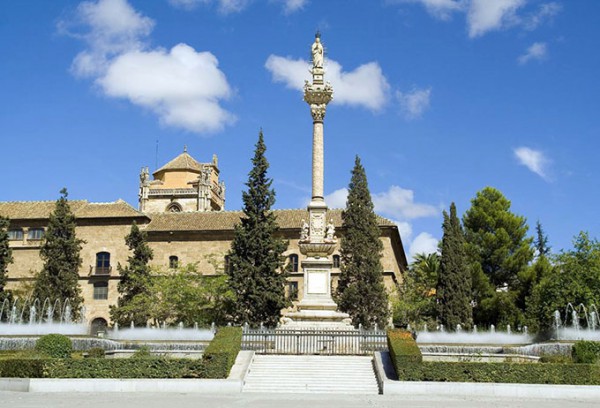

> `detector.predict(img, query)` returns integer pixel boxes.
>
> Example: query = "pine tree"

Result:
[33,188,84,319]
[534,220,551,257]
[337,156,389,328]
[0,216,14,300]
[110,221,154,326]
[437,203,472,331]
[227,130,289,327]
[463,187,533,327]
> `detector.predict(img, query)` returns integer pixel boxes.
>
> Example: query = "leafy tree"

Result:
[393,252,439,329]
[463,187,533,327]
[227,130,289,327]
[33,188,84,319]
[114,263,235,327]
[534,220,551,257]
[0,216,13,301]
[337,156,389,328]
[110,221,153,327]
[527,232,600,331]
[437,203,472,331]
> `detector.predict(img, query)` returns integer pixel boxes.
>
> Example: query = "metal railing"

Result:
[242,327,387,355]
[89,266,112,276]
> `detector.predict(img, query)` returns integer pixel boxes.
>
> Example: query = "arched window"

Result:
[169,255,179,269]
[166,202,182,212]
[8,229,23,240]
[90,317,108,336]
[95,252,111,275]
[93,281,108,300]
[289,254,299,272]
[333,255,340,268]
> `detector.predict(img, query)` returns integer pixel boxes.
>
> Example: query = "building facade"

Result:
[1,149,407,330]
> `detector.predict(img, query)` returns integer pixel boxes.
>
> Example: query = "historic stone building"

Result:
[0,148,406,330]
[1,35,407,331]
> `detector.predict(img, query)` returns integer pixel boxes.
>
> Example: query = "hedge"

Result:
[202,326,242,378]
[572,341,600,364]
[387,329,422,376]
[0,358,48,378]
[395,362,600,385]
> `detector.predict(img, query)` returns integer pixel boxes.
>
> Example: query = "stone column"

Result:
[312,118,324,201]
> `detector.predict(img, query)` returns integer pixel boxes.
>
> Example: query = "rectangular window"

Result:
[288,281,299,301]
[27,228,44,240]
[93,282,109,300]
[8,229,23,240]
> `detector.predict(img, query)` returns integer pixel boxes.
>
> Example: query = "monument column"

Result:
[284,33,351,328]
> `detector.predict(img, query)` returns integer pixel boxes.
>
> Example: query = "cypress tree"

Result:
[534,220,551,257]
[337,156,389,328]
[227,130,289,327]
[110,221,154,327]
[33,188,84,319]
[437,203,472,330]
[0,216,14,300]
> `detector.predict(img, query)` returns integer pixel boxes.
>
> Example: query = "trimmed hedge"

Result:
[387,329,422,376]
[395,362,600,385]
[0,358,48,378]
[202,326,242,378]
[572,341,600,364]
[43,358,209,379]
[35,334,73,359]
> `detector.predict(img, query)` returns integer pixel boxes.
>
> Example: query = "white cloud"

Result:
[518,42,548,64]
[278,0,308,14]
[396,87,431,119]
[373,186,438,220]
[390,0,465,20]
[394,0,561,38]
[168,0,248,13]
[514,146,550,180]
[65,0,234,134]
[467,0,524,38]
[265,55,390,111]
[523,2,562,30]
[324,188,348,209]
[408,232,439,261]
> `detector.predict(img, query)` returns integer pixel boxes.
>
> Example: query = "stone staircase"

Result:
[242,355,380,394]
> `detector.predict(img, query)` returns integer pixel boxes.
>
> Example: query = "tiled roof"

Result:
[153,151,203,175]
[144,209,396,232]
[0,199,144,220]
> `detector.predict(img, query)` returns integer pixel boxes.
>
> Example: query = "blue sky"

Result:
[1,0,599,260]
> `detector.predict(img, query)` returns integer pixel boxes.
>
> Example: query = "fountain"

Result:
[553,303,600,341]
[0,297,87,336]
[416,324,532,345]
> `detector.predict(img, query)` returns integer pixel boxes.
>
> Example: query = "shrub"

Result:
[539,354,573,364]
[131,346,152,359]
[387,329,422,375]
[35,334,73,358]
[0,359,47,378]
[202,326,242,378]
[87,348,105,358]
[572,341,600,364]
[395,361,600,385]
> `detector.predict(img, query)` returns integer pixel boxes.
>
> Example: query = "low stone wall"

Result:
[422,353,539,363]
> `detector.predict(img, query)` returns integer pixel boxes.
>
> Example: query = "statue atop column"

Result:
[311,32,324,69]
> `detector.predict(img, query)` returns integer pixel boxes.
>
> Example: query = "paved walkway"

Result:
[1,391,597,408]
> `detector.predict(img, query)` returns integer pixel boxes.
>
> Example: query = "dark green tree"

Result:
[534,220,551,257]
[33,188,84,319]
[227,130,289,327]
[437,203,472,331]
[527,232,600,331]
[393,252,439,329]
[110,221,154,326]
[337,156,389,328]
[0,216,14,301]
[463,187,533,327]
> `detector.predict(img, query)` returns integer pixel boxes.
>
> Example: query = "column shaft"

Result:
[312,121,324,200]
